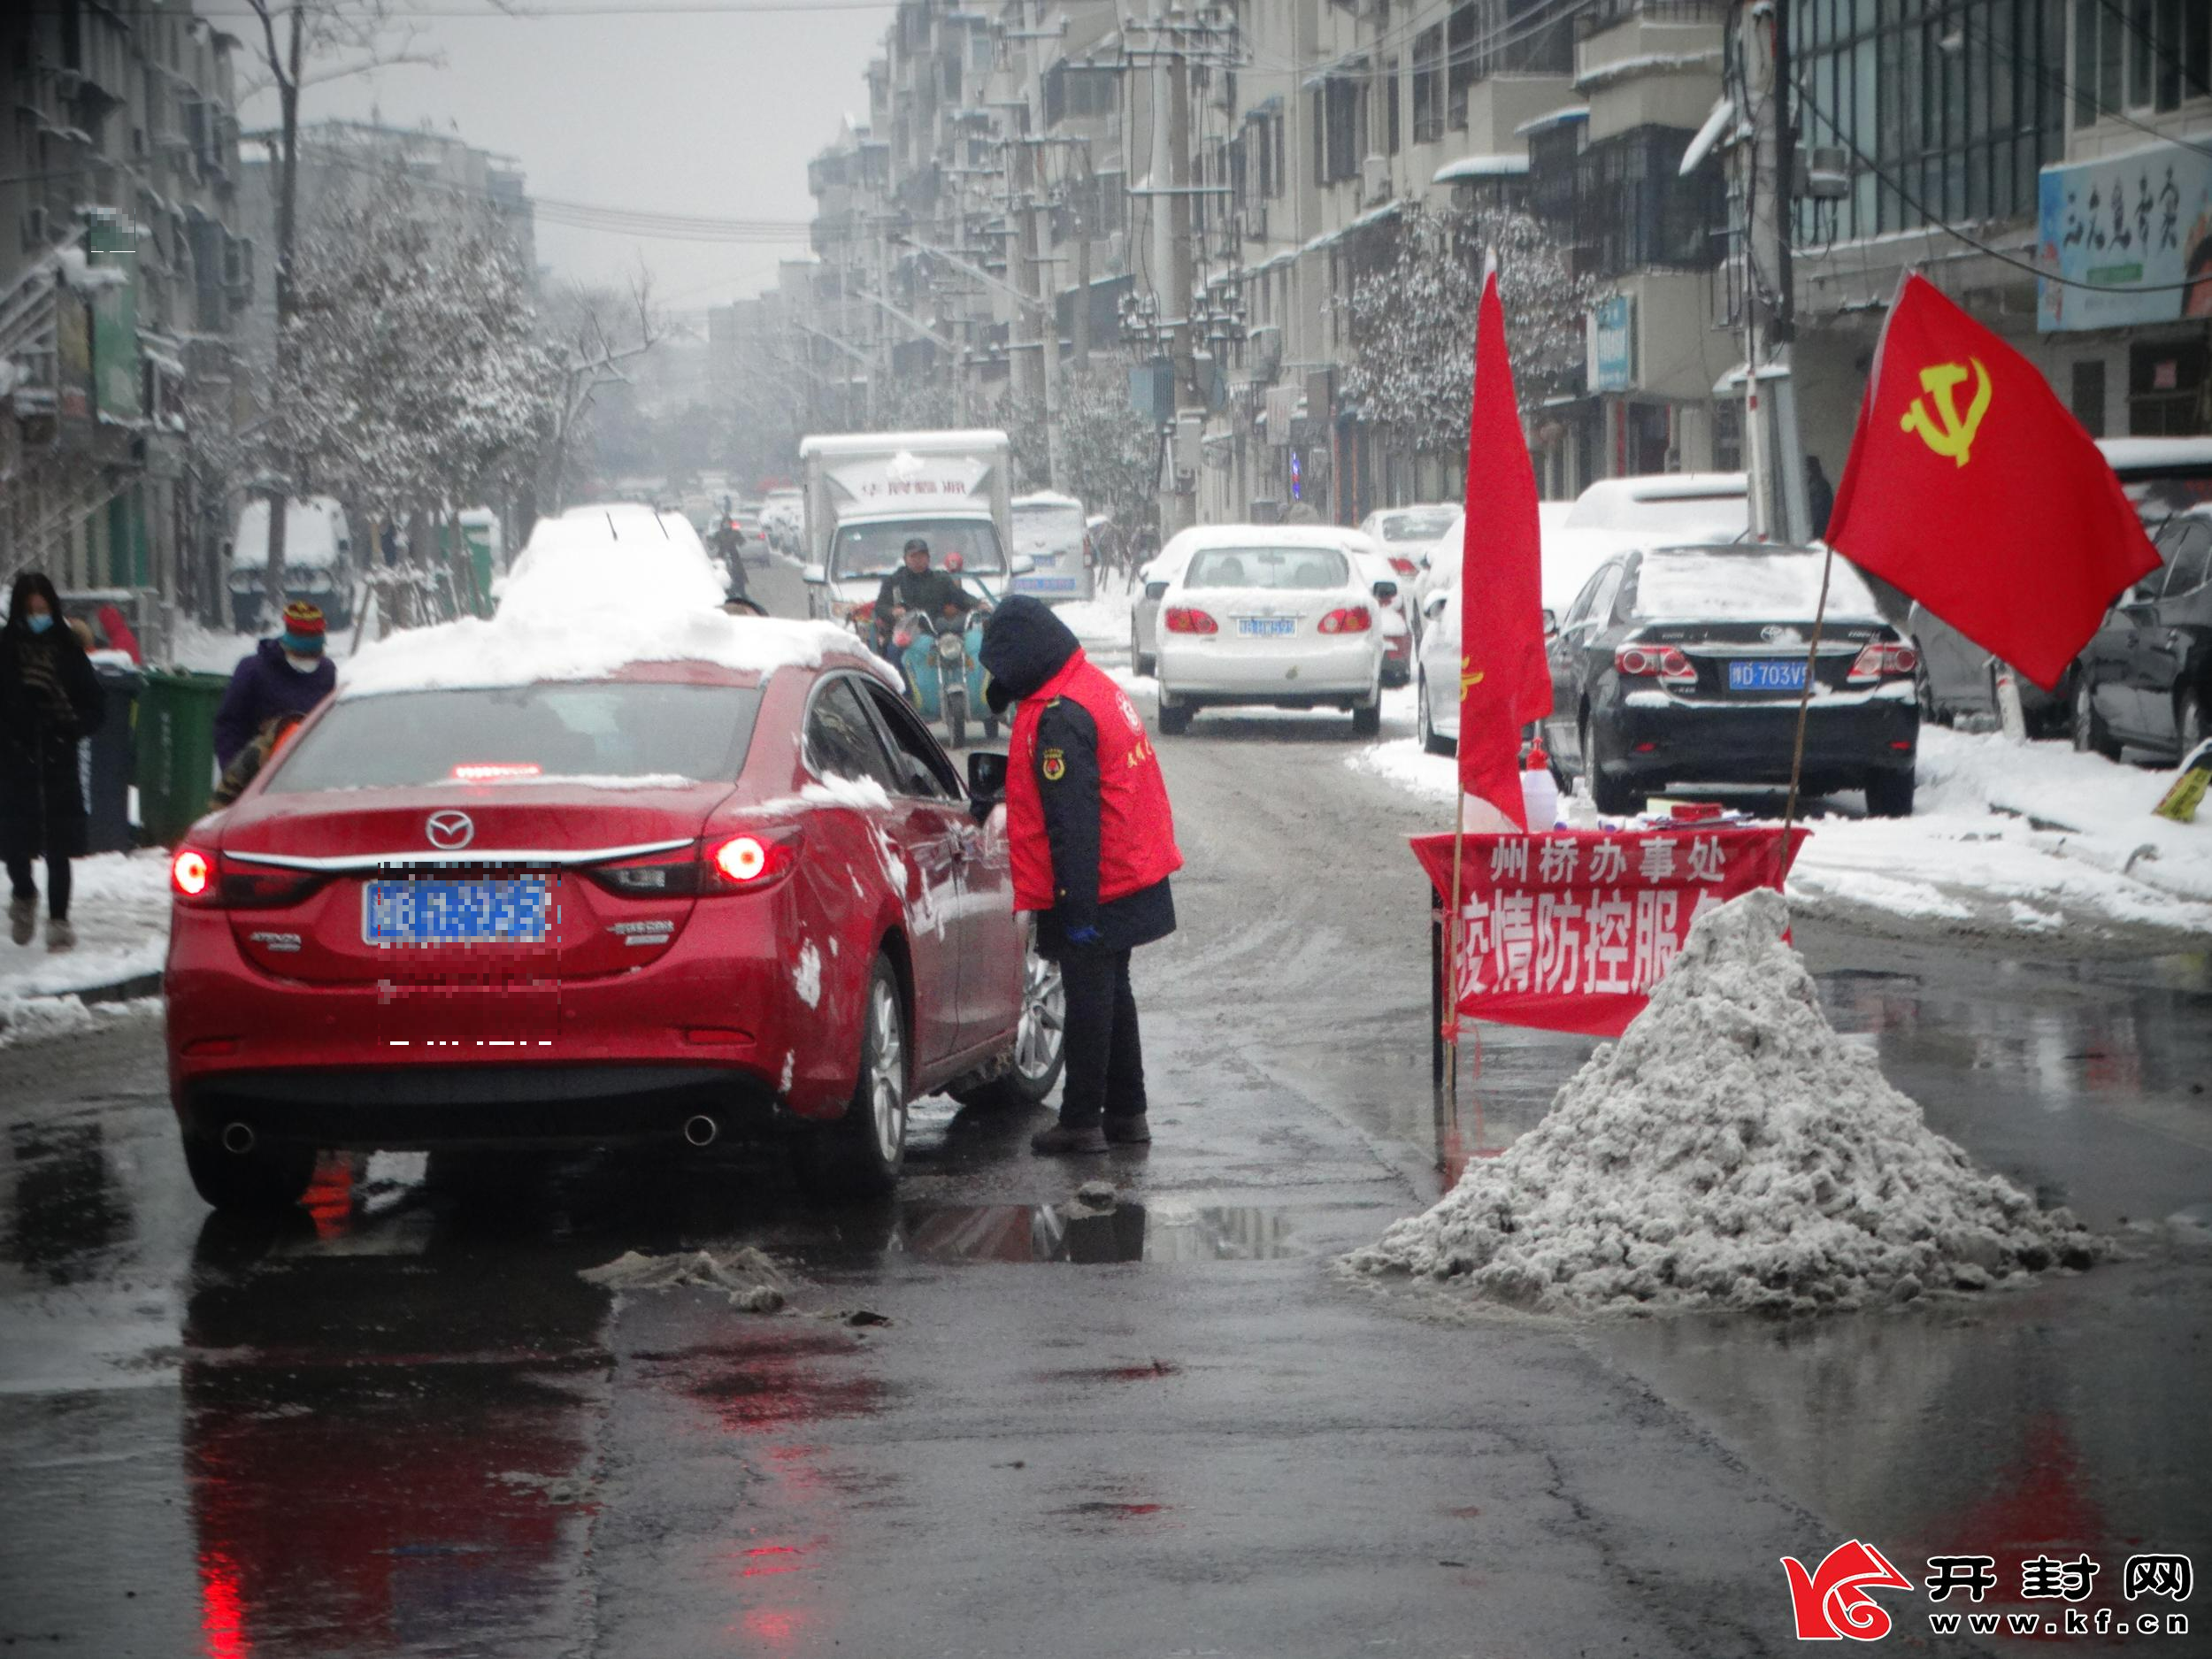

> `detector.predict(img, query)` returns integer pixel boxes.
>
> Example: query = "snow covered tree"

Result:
[1056,361,1159,523]
[268,165,557,595]
[1340,203,1601,457]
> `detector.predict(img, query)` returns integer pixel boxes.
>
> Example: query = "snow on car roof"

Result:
[340,514,886,698]
[1632,545,1885,621]
[2097,436,2212,472]
[1013,490,1084,510]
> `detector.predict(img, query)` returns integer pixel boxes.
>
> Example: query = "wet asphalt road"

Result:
[2,559,2208,1657]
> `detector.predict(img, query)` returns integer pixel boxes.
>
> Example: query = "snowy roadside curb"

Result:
[1985,796,2211,905]
[0,850,173,1041]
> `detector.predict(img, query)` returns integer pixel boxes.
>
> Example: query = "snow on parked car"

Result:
[227,495,357,632]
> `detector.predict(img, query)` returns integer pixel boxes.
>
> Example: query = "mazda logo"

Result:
[426,810,475,850]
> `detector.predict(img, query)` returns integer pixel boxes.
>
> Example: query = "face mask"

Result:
[25,614,53,635]
[284,651,322,674]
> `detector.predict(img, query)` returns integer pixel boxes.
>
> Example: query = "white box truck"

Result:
[798,430,1019,626]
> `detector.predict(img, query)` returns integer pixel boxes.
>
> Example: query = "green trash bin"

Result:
[137,669,230,847]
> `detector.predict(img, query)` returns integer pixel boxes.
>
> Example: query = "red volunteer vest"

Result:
[1006,651,1183,912]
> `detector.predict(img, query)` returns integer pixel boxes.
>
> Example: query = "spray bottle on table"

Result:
[1520,734,1559,831]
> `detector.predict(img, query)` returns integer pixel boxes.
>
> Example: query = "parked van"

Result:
[1011,491,1094,603]
[227,495,355,632]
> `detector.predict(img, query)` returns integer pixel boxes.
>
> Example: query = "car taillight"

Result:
[1164,606,1218,634]
[708,829,801,892]
[1318,606,1372,634]
[172,847,213,902]
[1616,643,1696,684]
[1388,556,1418,579]
[1848,641,1919,682]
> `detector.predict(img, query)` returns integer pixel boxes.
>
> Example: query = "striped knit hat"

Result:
[280,601,326,655]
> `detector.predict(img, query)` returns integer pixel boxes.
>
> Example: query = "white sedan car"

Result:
[1154,527,1386,737]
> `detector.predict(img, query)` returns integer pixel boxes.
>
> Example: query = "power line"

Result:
[1791,72,2208,296]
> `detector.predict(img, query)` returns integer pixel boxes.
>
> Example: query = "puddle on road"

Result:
[894,1200,1303,1263]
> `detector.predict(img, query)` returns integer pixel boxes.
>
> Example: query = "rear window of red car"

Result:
[265,683,763,793]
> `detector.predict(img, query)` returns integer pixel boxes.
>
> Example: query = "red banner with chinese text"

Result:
[1411,826,1809,1038]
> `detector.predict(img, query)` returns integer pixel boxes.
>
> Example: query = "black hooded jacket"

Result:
[0,572,104,862]
[979,596,1174,955]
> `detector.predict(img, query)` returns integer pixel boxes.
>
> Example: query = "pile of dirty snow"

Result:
[341,515,880,696]
[1348,889,2100,1315]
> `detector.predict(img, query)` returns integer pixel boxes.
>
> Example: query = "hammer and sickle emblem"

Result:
[1899,357,1992,466]
[1459,656,1484,696]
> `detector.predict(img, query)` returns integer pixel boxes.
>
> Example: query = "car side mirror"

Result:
[967,749,1009,822]
[1423,592,1449,620]
[1541,607,1558,641]
[802,564,827,585]
[1371,579,1399,603]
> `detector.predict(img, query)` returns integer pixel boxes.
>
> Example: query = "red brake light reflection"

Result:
[172,848,211,898]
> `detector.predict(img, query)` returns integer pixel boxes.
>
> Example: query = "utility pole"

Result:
[1739,0,1809,541]
[1163,38,1196,536]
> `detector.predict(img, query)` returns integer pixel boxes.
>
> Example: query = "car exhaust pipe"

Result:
[220,1121,257,1156]
[682,1114,720,1149]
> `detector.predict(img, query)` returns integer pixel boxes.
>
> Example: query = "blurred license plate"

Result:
[365,878,549,946]
[1728,658,1806,692]
[1237,618,1297,637]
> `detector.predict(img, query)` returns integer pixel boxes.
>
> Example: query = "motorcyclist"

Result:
[872,537,975,658]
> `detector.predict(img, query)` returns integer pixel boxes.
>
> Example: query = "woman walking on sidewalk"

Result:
[0,572,104,952]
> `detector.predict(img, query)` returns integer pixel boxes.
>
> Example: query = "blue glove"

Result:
[1064,924,1103,948]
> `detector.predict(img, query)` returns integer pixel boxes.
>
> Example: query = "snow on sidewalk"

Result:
[1347,889,2101,1316]
[0,850,172,1044]
[1347,724,2212,939]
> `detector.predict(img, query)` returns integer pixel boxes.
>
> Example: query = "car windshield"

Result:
[830,519,1007,581]
[1631,552,1880,621]
[267,682,763,793]
[1185,547,1351,590]
[1377,509,1457,542]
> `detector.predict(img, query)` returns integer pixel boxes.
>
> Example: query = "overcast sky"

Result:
[233,2,890,315]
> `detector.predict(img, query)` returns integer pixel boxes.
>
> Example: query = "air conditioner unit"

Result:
[1794,144,1849,201]
[1361,155,1392,204]
[1248,324,1284,380]
[52,69,84,100]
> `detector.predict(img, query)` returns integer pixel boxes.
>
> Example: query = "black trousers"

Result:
[1056,948,1147,1129]
[6,854,71,920]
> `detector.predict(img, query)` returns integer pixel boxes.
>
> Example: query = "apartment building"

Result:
[1,0,252,634]
[780,1,2204,532]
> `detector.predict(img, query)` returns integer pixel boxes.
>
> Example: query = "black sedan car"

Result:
[1543,544,1921,817]
[2075,507,2211,763]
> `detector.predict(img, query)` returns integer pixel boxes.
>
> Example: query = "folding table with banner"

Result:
[1411,826,1809,1039]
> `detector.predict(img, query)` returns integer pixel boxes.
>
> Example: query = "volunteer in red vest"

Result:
[980,595,1182,1156]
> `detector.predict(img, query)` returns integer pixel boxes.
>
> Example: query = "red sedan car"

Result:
[165,648,1064,1210]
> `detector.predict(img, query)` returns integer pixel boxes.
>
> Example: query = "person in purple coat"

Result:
[214,601,336,771]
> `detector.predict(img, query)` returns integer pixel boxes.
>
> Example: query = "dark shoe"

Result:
[1030,1123,1109,1156]
[1102,1115,1151,1145]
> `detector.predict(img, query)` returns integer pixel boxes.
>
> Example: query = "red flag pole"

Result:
[1443,787,1467,1110]
[1778,541,1837,882]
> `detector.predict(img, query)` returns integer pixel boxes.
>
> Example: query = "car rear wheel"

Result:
[1583,715,1644,817]
[2072,676,2121,760]
[1351,689,1381,739]
[1131,624,1155,679]
[954,937,1066,1110]
[1864,771,1916,818]
[1156,691,1192,736]
[181,1132,317,1213]
[809,956,907,1197]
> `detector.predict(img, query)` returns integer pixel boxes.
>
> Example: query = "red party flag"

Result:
[1825,273,2158,691]
[1456,267,1552,824]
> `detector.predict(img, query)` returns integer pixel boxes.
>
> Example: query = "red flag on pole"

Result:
[1825,273,2158,692]
[1456,268,1552,825]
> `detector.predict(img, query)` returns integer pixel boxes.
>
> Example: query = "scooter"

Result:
[895,605,995,749]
